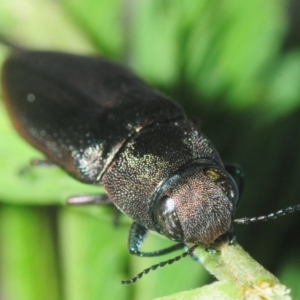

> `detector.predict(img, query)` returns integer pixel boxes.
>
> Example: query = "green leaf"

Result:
[0,205,60,300]
[62,0,124,58]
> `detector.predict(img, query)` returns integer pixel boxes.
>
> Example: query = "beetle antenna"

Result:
[121,244,198,284]
[234,204,300,225]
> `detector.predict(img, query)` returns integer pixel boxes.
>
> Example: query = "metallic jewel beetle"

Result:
[1,49,240,261]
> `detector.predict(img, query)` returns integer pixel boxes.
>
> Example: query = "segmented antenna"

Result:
[234,204,300,225]
[121,244,198,284]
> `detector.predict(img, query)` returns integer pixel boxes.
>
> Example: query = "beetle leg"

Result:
[67,194,112,205]
[112,209,122,227]
[128,222,185,257]
[19,158,56,175]
[67,195,123,226]
[224,163,244,204]
[181,245,201,262]
[30,158,56,167]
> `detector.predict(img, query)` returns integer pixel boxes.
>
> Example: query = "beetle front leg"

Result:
[128,222,186,257]
[67,194,112,205]
[67,194,121,226]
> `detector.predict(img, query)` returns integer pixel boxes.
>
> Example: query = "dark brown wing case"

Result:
[1,51,184,183]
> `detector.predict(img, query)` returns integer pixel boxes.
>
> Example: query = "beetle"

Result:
[3,46,297,283]
[1,48,239,242]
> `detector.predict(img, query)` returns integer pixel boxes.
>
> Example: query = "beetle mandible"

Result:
[1,48,241,279]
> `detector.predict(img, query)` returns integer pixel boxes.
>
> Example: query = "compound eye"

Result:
[204,168,239,204]
[155,197,184,241]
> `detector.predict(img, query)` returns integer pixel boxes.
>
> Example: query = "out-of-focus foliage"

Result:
[0,0,300,299]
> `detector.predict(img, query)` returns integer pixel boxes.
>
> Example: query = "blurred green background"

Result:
[0,0,300,299]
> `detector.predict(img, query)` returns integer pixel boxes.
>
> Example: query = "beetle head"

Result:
[153,161,239,245]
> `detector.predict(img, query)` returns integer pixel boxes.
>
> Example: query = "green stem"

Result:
[157,242,291,300]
